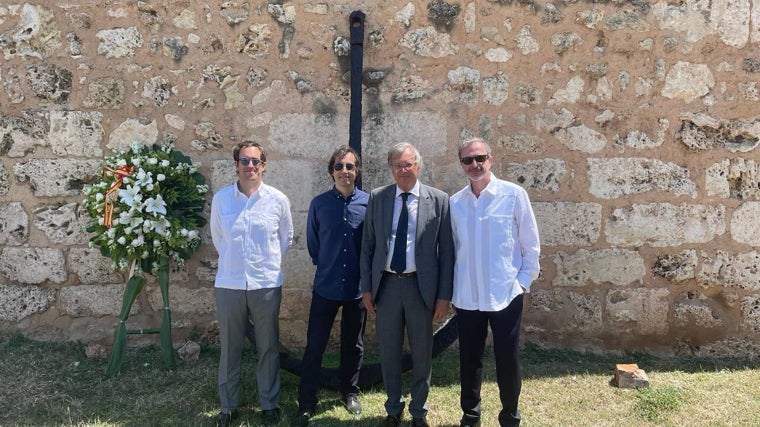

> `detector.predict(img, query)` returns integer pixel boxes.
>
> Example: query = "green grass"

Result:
[1,334,759,426]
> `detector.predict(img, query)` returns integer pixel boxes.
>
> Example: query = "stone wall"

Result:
[2,1,760,358]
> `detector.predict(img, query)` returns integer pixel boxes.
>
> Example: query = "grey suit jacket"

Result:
[359,182,454,310]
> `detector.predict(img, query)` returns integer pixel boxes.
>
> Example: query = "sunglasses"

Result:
[333,162,356,171]
[238,156,262,166]
[460,155,489,165]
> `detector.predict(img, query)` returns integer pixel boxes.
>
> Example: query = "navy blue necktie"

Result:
[390,192,410,274]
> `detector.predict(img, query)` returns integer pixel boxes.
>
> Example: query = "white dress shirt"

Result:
[385,181,420,273]
[210,182,293,290]
[450,173,540,311]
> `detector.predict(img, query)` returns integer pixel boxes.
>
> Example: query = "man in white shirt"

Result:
[210,141,293,427]
[449,138,540,427]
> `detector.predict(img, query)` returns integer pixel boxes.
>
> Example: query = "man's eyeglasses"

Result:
[391,162,416,171]
[238,157,262,166]
[333,162,356,171]
[460,155,489,165]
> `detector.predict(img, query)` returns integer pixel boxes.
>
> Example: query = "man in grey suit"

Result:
[360,142,454,427]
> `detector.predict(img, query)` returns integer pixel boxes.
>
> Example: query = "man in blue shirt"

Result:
[295,145,369,426]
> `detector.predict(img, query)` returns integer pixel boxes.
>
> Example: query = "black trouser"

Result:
[457,294,524,427]
[297,293,366,411]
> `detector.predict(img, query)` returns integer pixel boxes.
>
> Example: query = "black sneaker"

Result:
[342,393,362,415]
[215,410,239,427]
[292,409,312,427]
[262,407,281,425]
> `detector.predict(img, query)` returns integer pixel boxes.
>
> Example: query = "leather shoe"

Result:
[293,410,311,427]
[380,414,401,427]
[342,393,362,415]
[459,417,481,427]
[215,410,239,427]
[411,417,430,427]
[262,408,281,425]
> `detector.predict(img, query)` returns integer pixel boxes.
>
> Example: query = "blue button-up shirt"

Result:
[307,187,368,301]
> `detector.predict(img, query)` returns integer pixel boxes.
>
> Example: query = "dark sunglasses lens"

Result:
[239,157,260,166]
[461,155,488,164]
[334,163,355,171]
[461,157,474,165]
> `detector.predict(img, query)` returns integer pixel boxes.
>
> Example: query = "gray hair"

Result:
[387,142,423,169]
[457,137,492,159]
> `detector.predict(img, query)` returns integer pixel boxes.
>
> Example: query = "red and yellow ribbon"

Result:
[103,165,135,228]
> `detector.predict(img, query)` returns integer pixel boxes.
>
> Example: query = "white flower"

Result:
[148,157,158,165]
[144,194,167,215]
[131,235,145,247]
[157,174,165,182]
[187,230,199,239]
[119,185,143,208]
[95,193,104,201]
[117,236,127,245]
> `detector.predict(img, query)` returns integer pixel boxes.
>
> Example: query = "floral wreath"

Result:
[82,142,209,274]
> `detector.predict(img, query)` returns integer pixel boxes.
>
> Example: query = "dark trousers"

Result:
[297,293,366,411]
[457,294,524,427]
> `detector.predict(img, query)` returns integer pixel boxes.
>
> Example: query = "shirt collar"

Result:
[465,173,497,197]
[395,181,420,198]
[330,186,356,200]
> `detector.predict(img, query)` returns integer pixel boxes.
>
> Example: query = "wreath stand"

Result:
[107,256,176,377]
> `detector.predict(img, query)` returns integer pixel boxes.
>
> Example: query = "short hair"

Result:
[233,140,267,162]
[457,137,492,159]
[328,145,362,181]
[387,142,423,169]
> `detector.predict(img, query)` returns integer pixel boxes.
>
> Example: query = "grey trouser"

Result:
[216,287,281,413]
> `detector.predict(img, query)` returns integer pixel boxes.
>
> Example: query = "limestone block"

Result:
[0,4,61,59]
[210,159,236,193]
[392,75,431,103]
[677,113,760,153]
[34,202,89,245]
[652,250,697,282]
[731,202,760,245]
[606,288,670,335]
[707,159,760,199]
[67,317,118,343]
[235,24,271,58]
[26,64,72,103]
[514,85,542,107]
[533,108,574,133]
[58,284,137,317]
[0,284,55,321]
[13,159,102,197]
[533,202,602,246]
[146,285,214,315]
[550,32,582,54]
[96,27,143,58]
[82,77,125,109]
[268,4,296,25]
[588,158,696,199]
[699,250,760,291]
[696,337,760,359]
[553,248,645,287]
[505,158,567,192]
[107,118,158,152]
[661,61,714,103]
[710,0,751,48]
[482,73,509,105]
[173,9,197,29]
[496,132,542,154]
[549,75,585,104]
[282,248,316,290]
[515,25,539,55]
[221,5,249,25]
[195,257,217,284]
[554,124,606,153]
[0,247,67,284]
[447,66,480,105]
[674,292,723,328]
[605,9,650,31]
[528,289,603,334]
[577,9,604,29]
[652,1,712,44]
[0,202,28,245]
[740,295,760,333]
[606,203,726,247]
[48,110,104,157]
[0,109,49,157]
[400,26,458,58]
[68,248,122,285]
[485,47,512,63]
[0,163,11,196]
[141,76,171,107]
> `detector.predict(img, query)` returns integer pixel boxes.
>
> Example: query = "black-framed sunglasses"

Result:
[239,156,262,166]
[460,155,489,165]
[333,162,356,171]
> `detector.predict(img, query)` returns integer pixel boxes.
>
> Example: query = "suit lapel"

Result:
[416,185,431,240]
[381,185,396,252]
